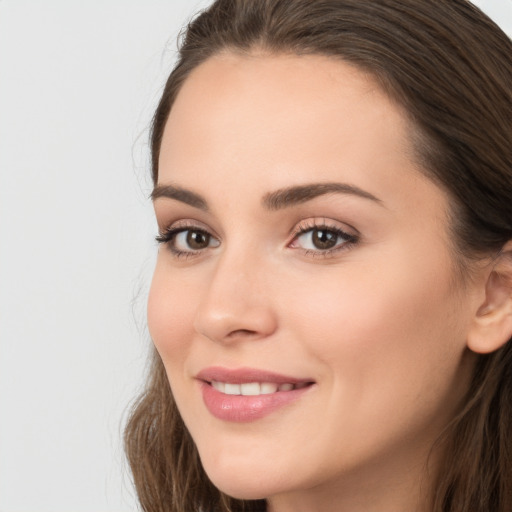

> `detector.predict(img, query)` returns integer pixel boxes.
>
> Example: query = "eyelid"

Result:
[157,218,221,239]
[157,217,213,233]
[155,217,359,260]
[289,217,358,239]
[287,217,359,256]
[155,219,221,259]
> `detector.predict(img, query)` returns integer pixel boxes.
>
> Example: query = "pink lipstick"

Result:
[196,367,315,422]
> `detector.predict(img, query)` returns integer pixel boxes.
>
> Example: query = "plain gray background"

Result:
[0,1,511,511]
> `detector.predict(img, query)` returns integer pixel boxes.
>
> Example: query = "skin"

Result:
[148,53,484,512]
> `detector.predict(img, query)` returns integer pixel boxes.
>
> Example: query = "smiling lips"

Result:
[197,367,314,422]
[211,381,310,395]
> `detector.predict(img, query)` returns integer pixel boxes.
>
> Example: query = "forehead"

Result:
[162,53,403,157]
[174,51,382,112]
[161,54,409,171]
[158,52,441,219]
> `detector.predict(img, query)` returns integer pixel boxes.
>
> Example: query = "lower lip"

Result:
[200,382,313,422]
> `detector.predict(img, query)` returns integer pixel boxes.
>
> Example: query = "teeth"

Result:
[224,383,241,395]
[260,382,278,394]
[211,381,225,393]
[210,381,306,395]
[240,382,260,396]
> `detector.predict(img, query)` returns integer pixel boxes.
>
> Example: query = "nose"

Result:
[193,249,278,345]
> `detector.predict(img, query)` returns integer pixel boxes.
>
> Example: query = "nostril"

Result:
[221,327,263,341]
[227,329,258,338]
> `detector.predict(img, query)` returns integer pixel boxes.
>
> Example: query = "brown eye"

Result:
[170,228,220,253]
[311,229,339,250]
[292,225,356,254]
[186,230,211,249]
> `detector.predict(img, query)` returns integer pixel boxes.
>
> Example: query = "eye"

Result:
[289,221,358,255]
[297,228,341,250]
[156,226,220,256]
[174,229,216,251]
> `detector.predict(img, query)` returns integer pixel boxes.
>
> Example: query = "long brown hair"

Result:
[125,1,512,511]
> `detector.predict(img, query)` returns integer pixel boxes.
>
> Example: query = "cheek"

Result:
[284,250,467,396]
[147,261,197,363]
[274,253,471,469]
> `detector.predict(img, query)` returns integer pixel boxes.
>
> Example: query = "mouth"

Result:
[196,367,315,422]
[209,380,312,395]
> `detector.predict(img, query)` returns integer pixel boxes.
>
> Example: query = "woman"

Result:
[125,1,512,511]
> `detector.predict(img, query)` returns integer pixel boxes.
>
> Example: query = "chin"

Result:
[205,472,271,500]
[199,454,290,501]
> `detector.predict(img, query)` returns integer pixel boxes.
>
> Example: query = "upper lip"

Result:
[196,366,314,385]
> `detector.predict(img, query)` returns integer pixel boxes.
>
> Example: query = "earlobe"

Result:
[467,242,512,355]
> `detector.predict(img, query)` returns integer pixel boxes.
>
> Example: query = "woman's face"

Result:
[149,53,478,508]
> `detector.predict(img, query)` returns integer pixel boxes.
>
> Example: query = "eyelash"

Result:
[289,219,359,258]
[155,219,359,260]
[155,221,217,260]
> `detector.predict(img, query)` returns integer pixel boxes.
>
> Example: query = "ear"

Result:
[467,241,512,354]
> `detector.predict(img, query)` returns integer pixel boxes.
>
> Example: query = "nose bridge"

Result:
[193,240,277,343]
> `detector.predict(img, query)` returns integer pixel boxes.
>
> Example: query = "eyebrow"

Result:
[151,182,383,210]
[151,184,209,210]
[262,182,383,210]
